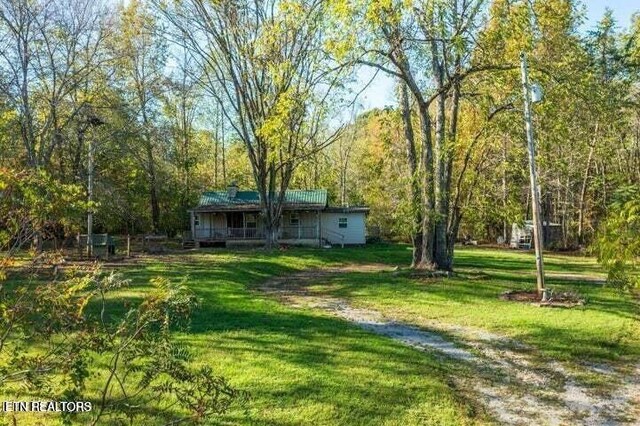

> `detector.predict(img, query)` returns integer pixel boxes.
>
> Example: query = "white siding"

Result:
[321,212,366,245]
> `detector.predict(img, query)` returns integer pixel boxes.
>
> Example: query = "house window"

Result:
[194,214,200,226]
[338,217,348,228]
[245,213,257,229]
[289,213,300,226]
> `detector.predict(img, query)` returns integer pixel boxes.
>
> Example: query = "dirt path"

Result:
[259,264,640,426]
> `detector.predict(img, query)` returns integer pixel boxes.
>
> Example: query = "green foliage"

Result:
[0,168,86,249]
[595,186,640,290]
[0,263,246,424]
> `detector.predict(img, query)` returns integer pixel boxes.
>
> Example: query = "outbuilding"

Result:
[510,220,563,249]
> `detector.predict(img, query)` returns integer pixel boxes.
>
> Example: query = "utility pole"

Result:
[85,109,104,259]
[87,132,94,258]
[520,52,546,299]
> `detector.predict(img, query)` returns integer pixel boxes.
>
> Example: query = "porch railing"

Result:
[194,228,228,240]
[228,227,263,240]
[280,226,318,239]
[192,226,318,240]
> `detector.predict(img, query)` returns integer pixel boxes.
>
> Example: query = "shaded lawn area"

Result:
[300,246,640,365]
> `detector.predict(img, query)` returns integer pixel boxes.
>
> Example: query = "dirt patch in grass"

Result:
[501,289,585,308]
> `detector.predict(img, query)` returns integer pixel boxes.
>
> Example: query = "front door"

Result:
[227,212,243,229]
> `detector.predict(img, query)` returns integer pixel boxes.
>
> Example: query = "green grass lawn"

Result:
[301,247,640,365]
[2,244,639,425]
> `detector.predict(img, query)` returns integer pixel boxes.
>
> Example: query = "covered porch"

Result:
[189,210,322,246]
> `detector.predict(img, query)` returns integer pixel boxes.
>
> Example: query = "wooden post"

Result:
[520,52,545,299]
[127,234,131,257]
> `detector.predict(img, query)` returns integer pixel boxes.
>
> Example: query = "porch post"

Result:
[298,211,301,239]
[243,212,246,239]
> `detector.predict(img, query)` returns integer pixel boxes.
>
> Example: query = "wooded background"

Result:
[1,0,638,258]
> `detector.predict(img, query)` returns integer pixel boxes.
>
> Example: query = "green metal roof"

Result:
[196,189,327,210]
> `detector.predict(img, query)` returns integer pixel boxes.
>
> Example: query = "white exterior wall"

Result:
[321,212,366,245]
[280,211,320,240]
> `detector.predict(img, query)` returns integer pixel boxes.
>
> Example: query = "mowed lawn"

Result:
[113,245,639,424]
[300,247,640,364]
[95,246,483,425]
[3,244,639,425]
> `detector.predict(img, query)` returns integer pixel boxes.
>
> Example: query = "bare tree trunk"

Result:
[418,102,436,269]
[502,137,509,243]
[147,143,161,234]
[214,132,219,188]
[442,78,461,270]
[430,32,448,268]
[400,82,423,267]
[221,118,227,186]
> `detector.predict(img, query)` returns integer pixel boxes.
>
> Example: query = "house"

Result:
[187,183,369,248]
[510,220,562,249]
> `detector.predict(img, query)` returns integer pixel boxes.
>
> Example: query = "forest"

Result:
[2,1,640,425]
[1,0,639,267]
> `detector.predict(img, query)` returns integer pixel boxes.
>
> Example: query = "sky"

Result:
[353,1,640,112]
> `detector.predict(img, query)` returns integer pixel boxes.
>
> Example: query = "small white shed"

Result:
[321,207,369,245]
[510,220,562,249]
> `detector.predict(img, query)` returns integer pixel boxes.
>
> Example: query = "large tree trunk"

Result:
[400,83,423,267]
[418,101,436,270]
[433,86,449,269]
[441,79,461,270]
[258,162,290,250]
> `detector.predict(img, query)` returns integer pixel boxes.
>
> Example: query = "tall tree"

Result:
[163,44,202,230]
[338,0,506,269]
[158,0,346,247]
[111,0,166,233]
[0,0,109,169]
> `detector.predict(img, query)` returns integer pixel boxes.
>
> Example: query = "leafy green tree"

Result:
[110,0,167,233]
[159,0,348,248]
[595,185,640,290]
